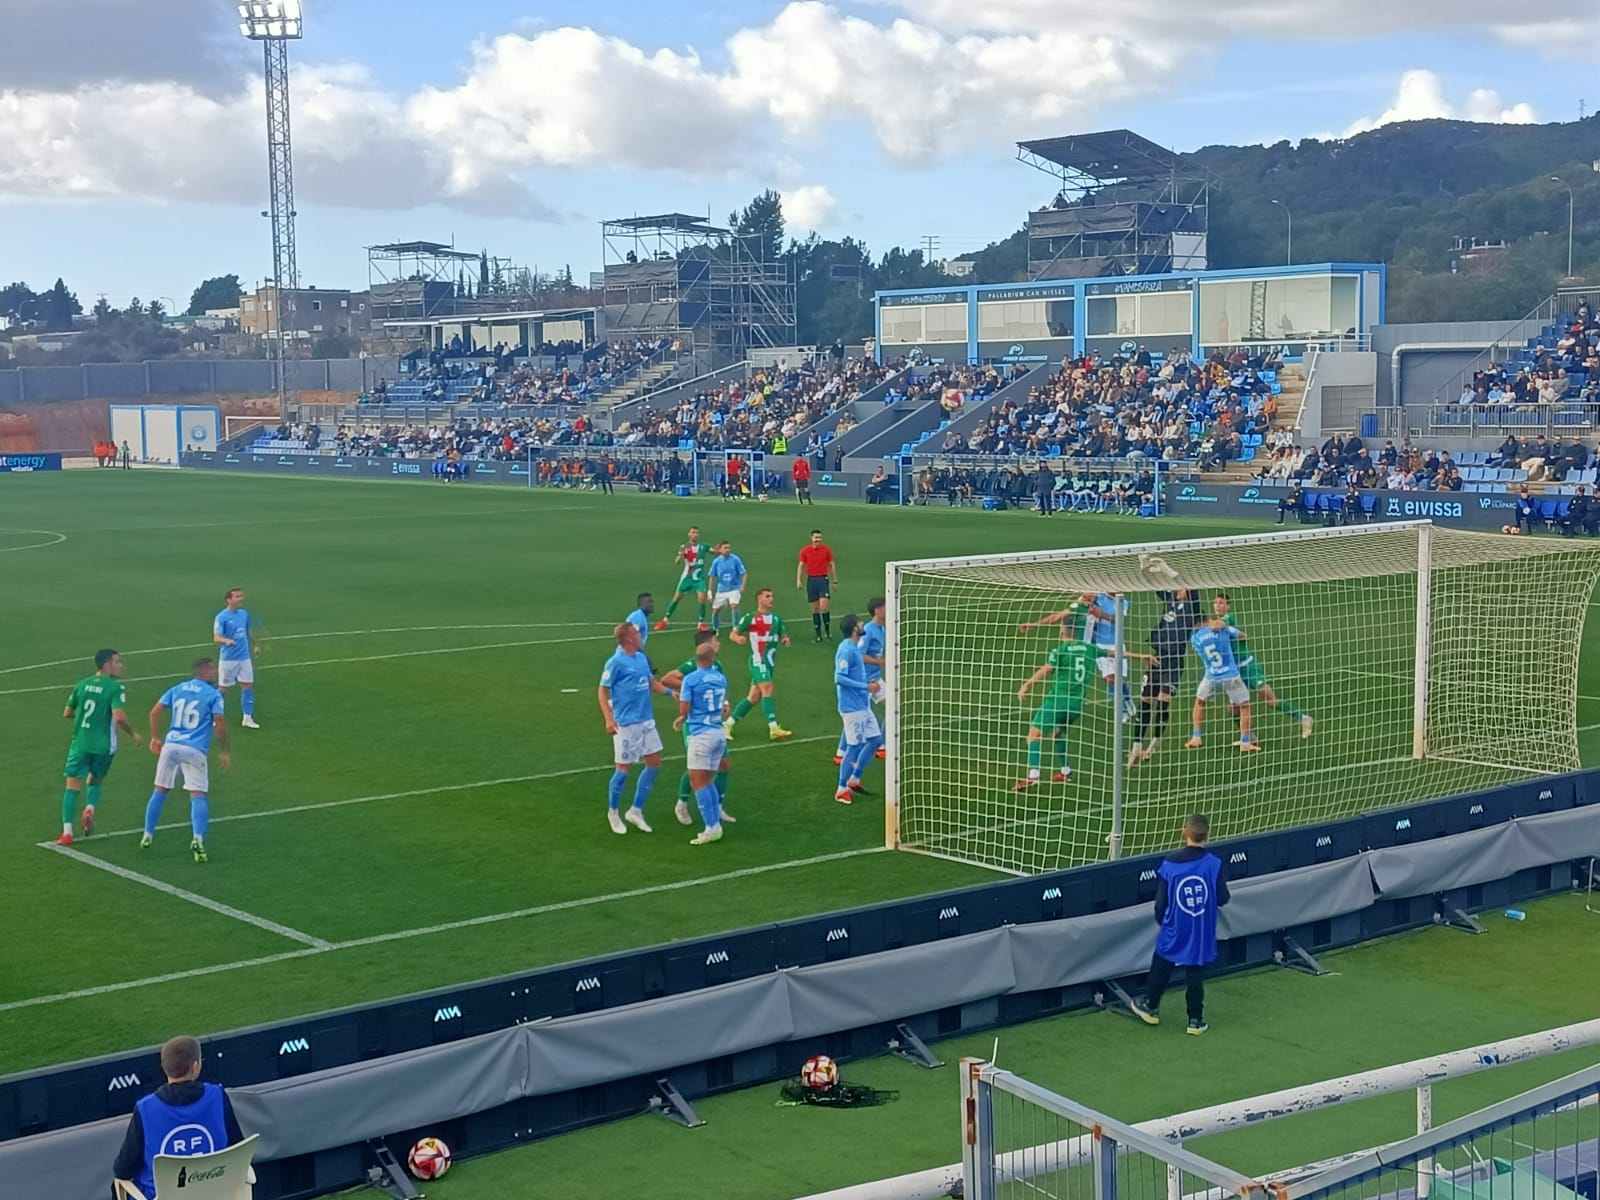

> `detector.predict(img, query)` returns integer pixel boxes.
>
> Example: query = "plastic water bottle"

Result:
[1504,909,1526,921]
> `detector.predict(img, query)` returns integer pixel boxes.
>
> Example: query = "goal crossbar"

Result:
[884,520,1600,874]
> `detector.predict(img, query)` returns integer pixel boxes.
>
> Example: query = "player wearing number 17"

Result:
[675,640,732,845]
[142,659,231,863]
[58,649,142,845]
[214,588,261,729]
[1185,618,1259,752]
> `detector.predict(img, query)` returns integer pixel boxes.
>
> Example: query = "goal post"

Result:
[884,521,1600,876]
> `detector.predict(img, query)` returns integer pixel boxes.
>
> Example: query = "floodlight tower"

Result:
[238,2,303,415]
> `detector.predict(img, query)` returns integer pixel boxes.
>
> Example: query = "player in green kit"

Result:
[58,649,141,844]
[1212,594,1312,738]
[655,526,711,633]
[727,588,793,740]
[659,630,737,827]
[1014,629,1154,790]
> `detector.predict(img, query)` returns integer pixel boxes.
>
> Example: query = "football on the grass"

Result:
[801,1055,839,1090]
[408,1137,452,1180]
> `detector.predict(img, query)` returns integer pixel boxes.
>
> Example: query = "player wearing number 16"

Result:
[143,658,231,864]
[214,587,262,729]
[674,640,732,845]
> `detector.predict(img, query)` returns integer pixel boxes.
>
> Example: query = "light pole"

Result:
[1270,199,1292,266]
[239,2,303,416]
[1551,176,1575,279]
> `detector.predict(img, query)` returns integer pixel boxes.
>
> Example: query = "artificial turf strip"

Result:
[416,893,1600,1200]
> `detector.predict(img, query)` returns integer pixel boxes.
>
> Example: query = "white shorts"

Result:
[711,590,742,611]
[1095,656,1129,681]
[686,730,728,771]
[612,719,664,765]
[154,742,210,793]
[218,659,254,687]
[1197,676,1250,706]
[840,708,882,747]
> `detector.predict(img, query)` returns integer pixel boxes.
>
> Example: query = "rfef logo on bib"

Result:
[1175,874,1210,916]
[159,1123,217,1156]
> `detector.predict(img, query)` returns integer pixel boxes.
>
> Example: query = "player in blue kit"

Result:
[675,640,732,845]
[834,598,886,765]
[706,542,748,632]
[833,615,884,804]
[597,622,671,835]
[1185,617,1259,752]
[213,588,261,730]
[625,593,655,649]
[142,659,230,863]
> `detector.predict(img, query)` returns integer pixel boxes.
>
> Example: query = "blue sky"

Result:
[1,0,1593,307]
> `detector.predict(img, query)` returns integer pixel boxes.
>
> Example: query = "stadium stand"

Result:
[363,337,677,408]
[1438,301,1600,426]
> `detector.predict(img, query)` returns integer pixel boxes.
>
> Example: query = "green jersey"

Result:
[736,611,787,669]
[675,657,724,677]
[1044,641,1097,708]
[1222,613,1253,661]
[66,674,127,755]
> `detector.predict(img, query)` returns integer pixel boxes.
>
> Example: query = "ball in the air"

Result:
[408,1137,452,1180]
[1501,524,1520,535]
[801,1055,839,1090]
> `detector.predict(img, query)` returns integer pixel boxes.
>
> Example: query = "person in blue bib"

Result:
[114,1035,245,1200]
[1129,814,1230,1035]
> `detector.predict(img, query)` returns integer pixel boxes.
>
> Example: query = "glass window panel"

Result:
[880,306,924,345]
[1137,291,1193,336]
[1331,275,1359,335]
[1087,296,1136,337]
[923,303,969,341]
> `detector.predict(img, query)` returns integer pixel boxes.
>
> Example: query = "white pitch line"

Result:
[0,623,611,676]
[0,528,68,553]
[93,732,844,840]
[0,844,887,1014]
[0,633,614,698]
[40,843,333,949]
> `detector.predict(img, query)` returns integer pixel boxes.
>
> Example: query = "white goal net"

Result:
[885,522,1600,875]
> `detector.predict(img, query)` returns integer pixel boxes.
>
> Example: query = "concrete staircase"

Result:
[597,359,680,407]
[1214,364,1304,484]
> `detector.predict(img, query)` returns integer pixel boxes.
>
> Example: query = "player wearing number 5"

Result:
[142,659,231,863]
[214,588,262,729]
[1186,618,1259,752]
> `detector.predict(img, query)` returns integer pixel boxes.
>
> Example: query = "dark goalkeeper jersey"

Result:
[1150,592,1201,666]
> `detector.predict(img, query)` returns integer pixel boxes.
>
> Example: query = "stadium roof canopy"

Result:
[366,240,479,260]
[1016,130,1185,183]
[603,213,730,237]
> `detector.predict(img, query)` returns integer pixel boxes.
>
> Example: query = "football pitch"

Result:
[4,470,1600,1089]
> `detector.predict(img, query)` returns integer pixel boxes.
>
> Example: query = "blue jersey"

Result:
[860,620,887,683]
[708,554,746,592]
[213,608,252,662]
[681,665,729,735]
[626,608,651,648]
[1190,625,1242,680]
[835,639,871,714]
[159,679,225,753]
[1086,594,1127,649]
[600,648,655,726]
[134,1084,230,1200]
[1154,850,1226,967]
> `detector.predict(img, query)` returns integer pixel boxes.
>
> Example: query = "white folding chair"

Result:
[115,1133,258,1200]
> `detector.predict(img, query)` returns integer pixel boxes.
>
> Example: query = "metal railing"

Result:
[1423,400,1600,436]
[1432,285,1600,404]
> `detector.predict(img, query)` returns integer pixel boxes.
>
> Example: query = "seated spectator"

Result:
[1276,483,1306,525]
[114,1036,246,1200]
[1515,484,1538,533]
[1561,486,1596,536]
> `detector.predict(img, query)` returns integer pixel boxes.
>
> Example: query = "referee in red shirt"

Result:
[796,529,838,641]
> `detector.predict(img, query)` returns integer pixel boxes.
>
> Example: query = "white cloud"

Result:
[1338,69,1537,137]
[0,2,1577,215]
[782,185,839,231]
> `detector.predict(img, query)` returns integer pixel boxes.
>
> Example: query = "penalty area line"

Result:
[37,843,333,950]
[94,731,845,840]
[2,844,888,1014]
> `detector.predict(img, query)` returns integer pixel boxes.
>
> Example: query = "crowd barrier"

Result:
[3,770,1596,1200]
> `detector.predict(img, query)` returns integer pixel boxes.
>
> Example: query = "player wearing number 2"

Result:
[142,659,231,863]
[1186,618,1260,753]
[58,649,141,844]
[214,588,261,730]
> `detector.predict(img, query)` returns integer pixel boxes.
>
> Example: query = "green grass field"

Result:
[2,471,1598,1198]
[422,893,1600,1200]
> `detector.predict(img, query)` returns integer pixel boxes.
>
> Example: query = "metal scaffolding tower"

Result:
[239,3,304,413]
